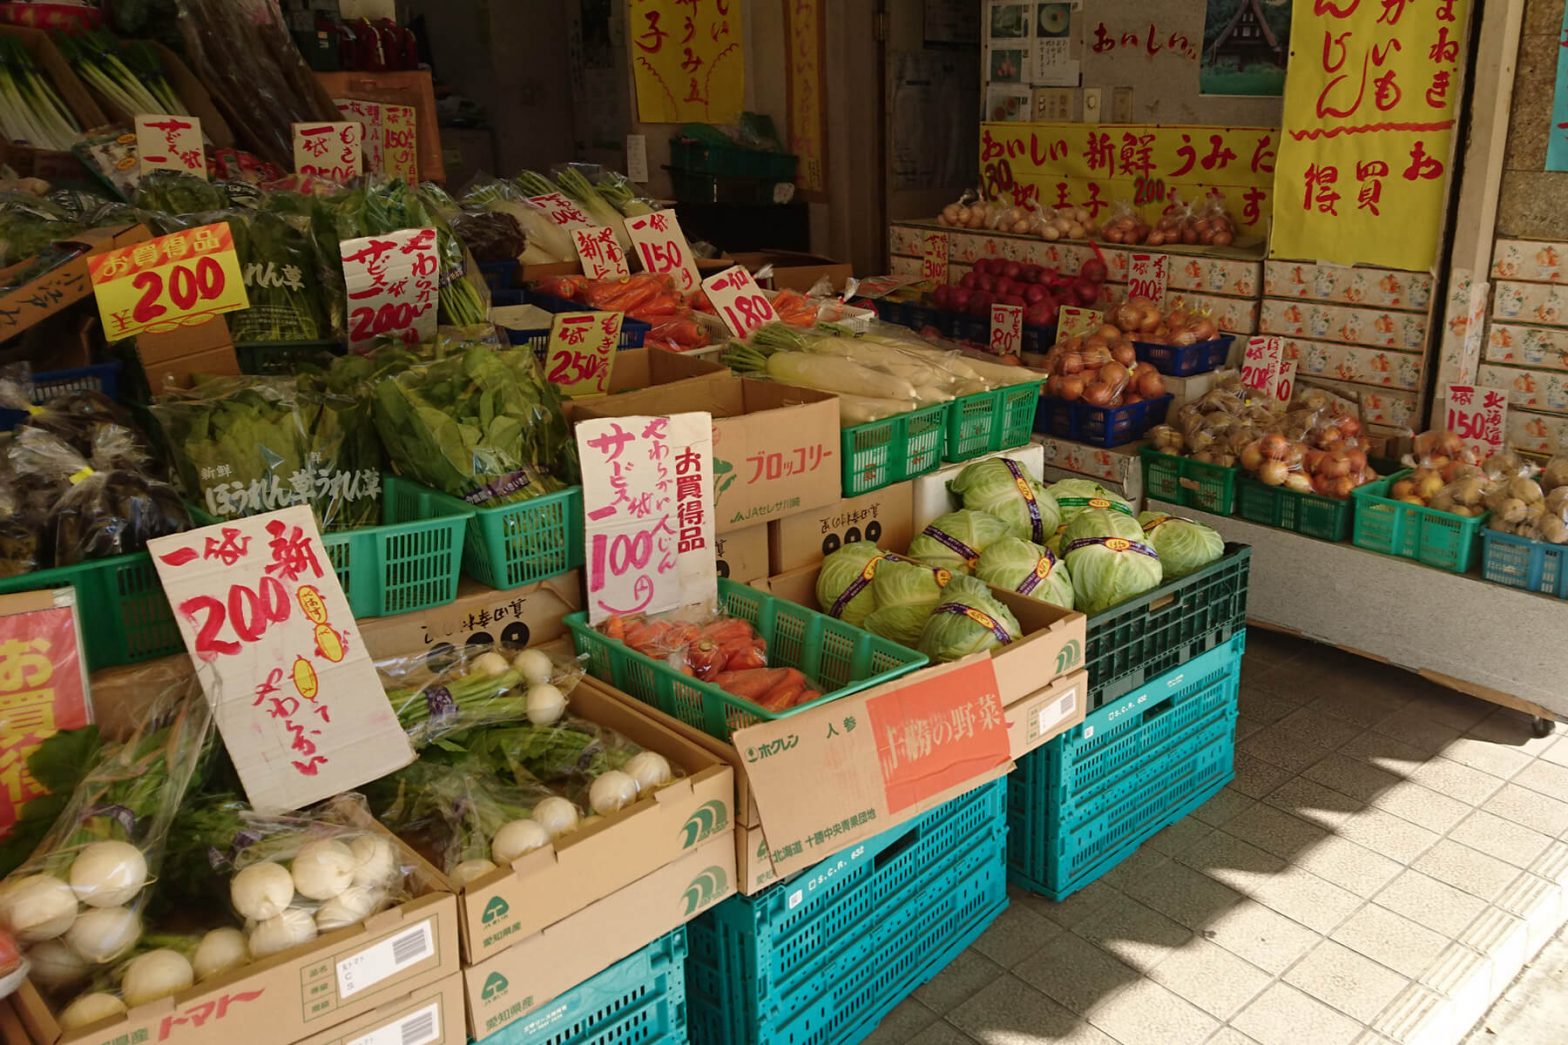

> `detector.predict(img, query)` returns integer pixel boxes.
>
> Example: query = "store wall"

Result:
[1496,0,1568,236]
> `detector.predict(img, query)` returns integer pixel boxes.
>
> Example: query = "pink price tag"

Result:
[625,211,701,293]
[989,303,1023,356]
[920,232,949,282]
[572,226,630,281]
[1445,385,1508,458]
[1127,252,1169,304]
[529,192,594,230]
[703,265,778,338]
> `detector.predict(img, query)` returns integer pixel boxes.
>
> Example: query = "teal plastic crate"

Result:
[1236,477,1353,541]
[385,479,582,591]
[686,781,1006,1045]
[1140,447,1239,516]
[1351,469,1488,573]
[943,380,1044,462]
[1009,636,1243,900]
[477,929,686,1045]
[0,553,180,671]
[1085,544,1250,710]
[842,403,946,496]
[1481,530,1568,598]
[566,578,927,742]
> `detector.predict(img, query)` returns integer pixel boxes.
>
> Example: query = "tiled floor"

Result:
[868,631,1568,1045]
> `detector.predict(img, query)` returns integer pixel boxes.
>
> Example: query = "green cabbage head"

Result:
[815,542,886,627]
[976,537,1074,610]
[1139,511,1224,579]
[1046,478,1133,525]
[1064,533,1164,615]
[1063,505,1146,548]
[916,575,1022,662]
[949,458,1060,543]
[907,509,1011,575]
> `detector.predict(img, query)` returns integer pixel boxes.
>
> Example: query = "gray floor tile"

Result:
[914,947,1006,1014]
[1147,937,1272,1020]
[1084,978,1219,1045]
[1284,939,1410,1023]
[1011,930,1141,1016]
[862,998,939,1044]
[1232,982,1365,1045]
[1330,904,1451,979]
[1374,869,1490,939]
[948,974,1119,1045]
[971,898,1061,969]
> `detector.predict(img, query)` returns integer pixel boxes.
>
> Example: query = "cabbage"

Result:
[917,575,1022,662]
[1065,533,1164,615]
[950,459,1060,543]
[906,510,1011,575]
[1044,522,1069,556]
[864,555,953,647]
[1139,511,1224,579]
[1063,506,1146,548]
[976,538,1074,609]
[1048,478,1133,525]
[815,543,887,626]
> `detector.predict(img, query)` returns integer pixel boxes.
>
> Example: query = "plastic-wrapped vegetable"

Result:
[0,381,141,459]
[225,207,332,344]
[451,211,526,263]
[463,176,574,262]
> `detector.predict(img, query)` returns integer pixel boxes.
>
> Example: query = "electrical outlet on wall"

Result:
[1082,88,1103,124]
[1111,87,1134,124]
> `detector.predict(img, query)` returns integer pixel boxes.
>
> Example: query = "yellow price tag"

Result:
[1057,306,1103,339]
[87,222,249,341]
[544,310,623,398]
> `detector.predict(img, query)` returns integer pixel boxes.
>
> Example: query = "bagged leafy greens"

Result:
[225,207,332,344]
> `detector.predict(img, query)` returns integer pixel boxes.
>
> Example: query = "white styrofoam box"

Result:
[1163,368,1224,411]
[911,442,1046,533]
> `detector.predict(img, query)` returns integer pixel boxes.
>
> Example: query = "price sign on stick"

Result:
[1241,335,1284,394]
[292,122,362,182]
[148,507,414,812]
[135,114,206,179]
[1127,252,1168,304]
[544,310,622,397]
[578,413,717,624]
[626,211,701,293]
[339,227,440,352]
[88,222,249,340]
[571,226,631,281]
[381,103,418,182]
[1058,306,1102,339]
[920,231,949,282]
[703,265,778,337]
[989,303,1023,355]
[529,192,594,231]
[1446,384,1508,459]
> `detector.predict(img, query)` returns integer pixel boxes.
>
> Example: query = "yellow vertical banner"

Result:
[1269,0,1470,272]
[785,0,826,194]
[628,0,746,124]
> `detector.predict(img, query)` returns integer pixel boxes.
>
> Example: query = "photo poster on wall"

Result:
[983,0,1080,122]
[1199,0,1291,97]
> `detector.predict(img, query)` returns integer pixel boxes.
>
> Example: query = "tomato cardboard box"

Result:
[293,972,464,1045]
[461,832,734,1040]
[0,225,149,342]
[573,374,841,533]
[357,574,581,661]
[715,524,769,584]
[768,483,915,575]
[431,674,733,966]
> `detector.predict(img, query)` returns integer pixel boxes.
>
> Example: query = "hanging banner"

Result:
[1269,0,1471,271]
[627,0,745,124]
[784,0,827,194]
[1551,7,1568,171]
[978,121,1277,230]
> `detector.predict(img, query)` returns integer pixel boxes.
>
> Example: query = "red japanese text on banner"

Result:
[1127,253,1168,303]
[1058,306,1102,339]
[292,122,363,182]
[338,227,440,353]
[625,211,701,293]
[87,222,250,340]
[1269,0,1471,271]
[529,192,595,231]
[628,0,746,124]
[578,413,717,625]
[135,114,206,179]
[572,226,631,281]
[920,231,949,283]
[703,265,778,338]
[989,303,1023,356]
[333,99,383,173]
[0,590,90,835]
[545,311,623,398]
[1446,385,1508,459]
[147,507,414,812]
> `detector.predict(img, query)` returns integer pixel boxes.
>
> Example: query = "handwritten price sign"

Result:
[135,114,206,179]
[989,303,1023,356]
[920,231,949,283]
[626,210,700,293]
[1241,335,1283,393]
[339,227,439,352]
[1058,306,1102,339]
[545,310,622,397]
[292,121,363,182]
[529,192,594,231]
[87,222,249,340]
[572,226,630,281]
[1127,252,1168,304]
[578,413,717,624]
[147,507,413,812]
[381,103,417,183]
[703,265,778,338]
[1446,385,1508,459]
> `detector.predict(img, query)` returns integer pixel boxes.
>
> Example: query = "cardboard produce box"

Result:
[358,574,581,661]
[0,225,149,341]
[294,972,465,1045]
[462,832,734,1040]
[574,375,841,533]
[715,524,769,583]
[1032,435,1144,501]
[558,349,728,423]
[730,250,852,294]
[768,483,914,574]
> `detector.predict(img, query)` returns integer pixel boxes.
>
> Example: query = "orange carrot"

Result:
[714,667,791,700]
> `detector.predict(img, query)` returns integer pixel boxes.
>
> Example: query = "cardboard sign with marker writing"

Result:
[1446,384,1508,458]
[989,303,1023,355]
[626,211,701,293]
[147,506,413,812]
[529,192,594,231]
[572,226,630,281]
[1127,252,1168,304]
[920,230,948,282]
[135,114,206,179]
[381,103,418,182]
[1241,335,1286,403]
[703,265,779,338]
[87,222,249,341]
[544,310,622,397]
[292,121,363,181]
[339,227,440,352]
[1057,306,1102,339]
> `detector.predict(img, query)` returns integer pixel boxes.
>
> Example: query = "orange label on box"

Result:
[87,222,250,340]
[544,310,623,397]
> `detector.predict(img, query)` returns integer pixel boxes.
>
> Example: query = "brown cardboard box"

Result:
[293,973,465,1045]
[730,250,853,294]
[768,484,914,574]
[0,225,149,342]
[559,349,729,423]
[442,675,734,965]
[715,524,768,584]
[575,375,841,533]
[358,574,582,661]
[135,317,240,393]
[461,832,734,1040]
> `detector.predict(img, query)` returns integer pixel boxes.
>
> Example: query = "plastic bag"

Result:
[937,189,988,229]
[0,380,140,460]
[462,175,575,262]
[378,645,586,748]
[224,207,332,345]
[1098,201,1149,245]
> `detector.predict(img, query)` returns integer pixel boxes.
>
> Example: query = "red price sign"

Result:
[87,222,250,340]
[545,310,622,397]
[1446,384,1508,459]
[625,210,700,293]
[703,265,778,338]
[339,227,440,353]
[572,226,631,281]
[920,231,949,283]
[1127,252,1168,304]
[529,192,594,230]
[989,303,1023,356]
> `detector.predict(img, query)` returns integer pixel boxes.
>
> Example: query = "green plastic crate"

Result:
[1140,447,1238,515]
[0,554,180,671]
[385,479,583,591]
[943,380,1044,463]
[1236,476,1353,541]
[841,403,946,496]
[565,578,927,741]
[1351,469,1488,573]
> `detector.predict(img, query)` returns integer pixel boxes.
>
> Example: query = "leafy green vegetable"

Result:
[917,575,1021,662]
[907,509,1011,575]
[0,727,101,877]
[225,207,331,344]
[1047,478,1133,525]
[863,554,952,647]
[1064,532,1164,615]
[950,459,1060,544]
[1140,511,1224,579]
[976,538,1074,610]
[1063,506,1146,548]
[815,543,886,627]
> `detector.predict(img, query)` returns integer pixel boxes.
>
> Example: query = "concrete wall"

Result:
[1496,0,1568,236]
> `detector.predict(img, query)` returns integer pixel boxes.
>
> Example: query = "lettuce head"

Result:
[907,509,1011,575]
[815,542,886,627]
[1048,478,1134,525]
[976,537,1074,610]
[1139,511,1224,579]
[949,458,1060,543]
[916,575,1022,662]
[1063,506,1146,548]
[1064,532,1163,615]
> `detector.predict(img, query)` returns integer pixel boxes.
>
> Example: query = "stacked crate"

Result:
[1483,239,1568,454]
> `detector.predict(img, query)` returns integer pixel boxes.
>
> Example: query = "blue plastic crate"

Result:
[492,289,652,358]
[1035,394,1174,448]
[1021,322,1059,355]
[1009,635,1244,901]
[477,929,687,1045]
[1133,336,1234,377]
[686,781,1007,1045]
[480,259,520,292]
[1480,530,1568,599]
[0,362,122,430]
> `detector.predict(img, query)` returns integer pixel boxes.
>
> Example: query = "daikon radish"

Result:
[838,395,912,426]
[766,352,918,400]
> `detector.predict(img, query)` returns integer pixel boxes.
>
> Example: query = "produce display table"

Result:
[1151,499,1567,733]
